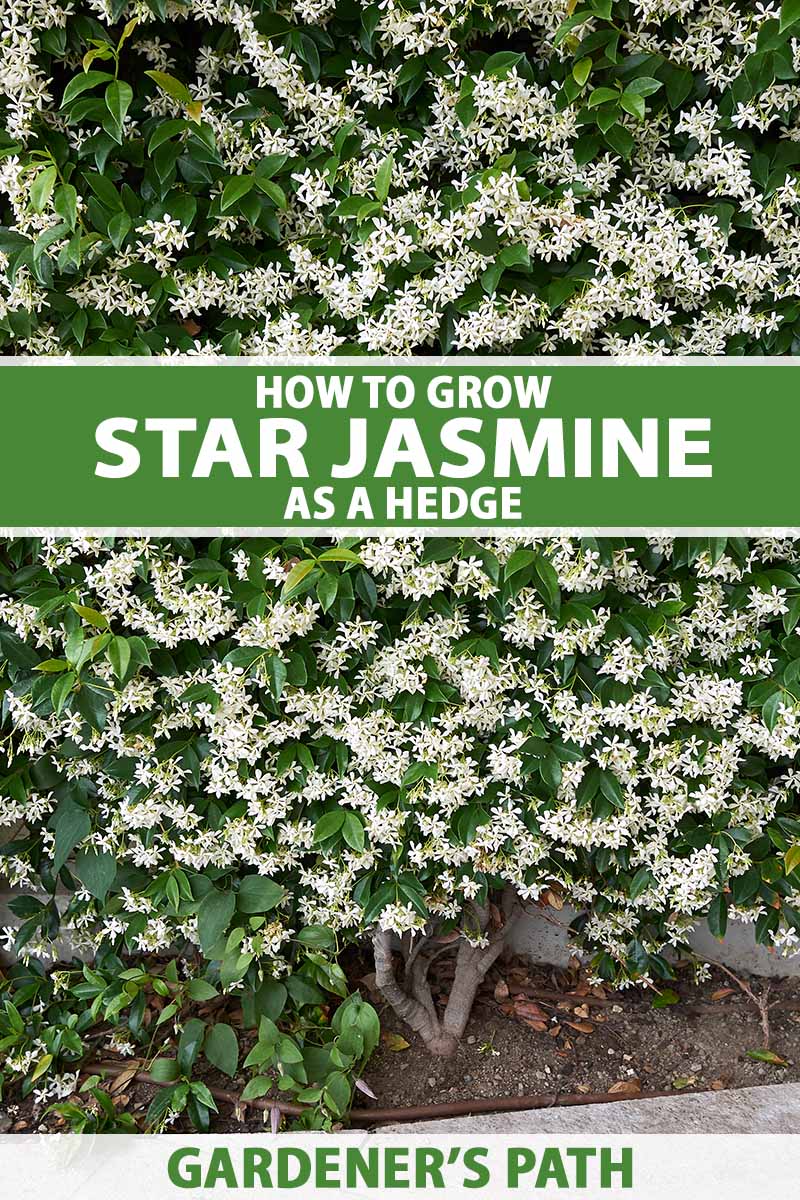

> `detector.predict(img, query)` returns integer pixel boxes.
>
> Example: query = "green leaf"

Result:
[588,86,619,107]
[746,1048,788,1065]
[74,849,116,900]
[572,57,592,86]
[317,548,362,563]
[498,243,530,270]
[483,51,524,77]
[31,1053,53,1082]
[178,1017,206,1076]
[118,17,139,50]
[707,893,728,940]
[107,211,132,250]
[342,812,365,852]
[554,10,593,46]
[281,558,316,598]
[51,796,91,874]
[150,1058,180,1083]
[506,548,536,577]
[533,555,561,611]
[651,988,679,1009]
[604,123,635,159]
[71,604,109,630]
[62,71,114,107]
[265,654,287,701]
[620,92,645,120]
[314,810,346,843]
[251,979,287,1022]
[54,184,78,231]
[145,70,192,105]
[276,1035,303,1064]
[374,153,394,203]
[105,80,133,130]
[625,76,663,97]
[108,635,131,682]
[296,925,336,950]
[51,671,76,715]
[75,683,108,733]
[317,573,338,612]
[785,845,800,876]
[283,979,323,1008]
[455,94,477,127]
[323,1070,351,1116]
[241,1076,271,1100]
[197,889,236,955]
[221,175,255,211]
[82,46,115,73]
[780,0,800,31]
[146,1083,185,1127]
[629,867,655,902]
[255,178,287,209]
[237,875,285,913]
[205,1022,238,1077]
[187,979,219,1001]
[401,761,438,788]
[763,690,783,732]
[598,770,625,810]
[30,167,58,214]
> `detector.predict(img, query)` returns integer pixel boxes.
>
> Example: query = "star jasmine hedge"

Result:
[2,0,800,355]
[2,536,800,1124]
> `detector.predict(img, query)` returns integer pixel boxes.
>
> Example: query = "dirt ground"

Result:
[4,956,800,1133]
[363,958,800,1111]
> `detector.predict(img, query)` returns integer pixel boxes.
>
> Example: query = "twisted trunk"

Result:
[372,889,519,1057]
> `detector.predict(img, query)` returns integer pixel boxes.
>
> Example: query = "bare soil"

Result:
[4,956,800,1133]
[363,958,800,1111]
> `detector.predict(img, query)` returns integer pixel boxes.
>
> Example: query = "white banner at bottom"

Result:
[0,1133,796,1200]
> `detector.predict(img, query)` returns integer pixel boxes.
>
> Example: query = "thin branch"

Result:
[704,959,776,1048]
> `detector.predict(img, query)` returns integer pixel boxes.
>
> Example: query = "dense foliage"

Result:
[2,536,800,1116]
[3,1,800,354]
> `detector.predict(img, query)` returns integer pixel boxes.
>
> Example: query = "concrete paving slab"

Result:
[381,1083,800,1134]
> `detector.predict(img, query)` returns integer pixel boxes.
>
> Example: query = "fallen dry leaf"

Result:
[109,1065,139,1094]
[710,1079,726,1091]
[522,1018,549,1033]
[710,988,735,1002]
[608,1079,641,1096]
[573,1003,590,1019]
[494,979,510,1002]
[513,998,548,1021]
[565,1020,595,1034]
[381,1032,410,1052]
[575,1083,591,1094]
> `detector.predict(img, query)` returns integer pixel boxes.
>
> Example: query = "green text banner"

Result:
[0,359,793,530]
